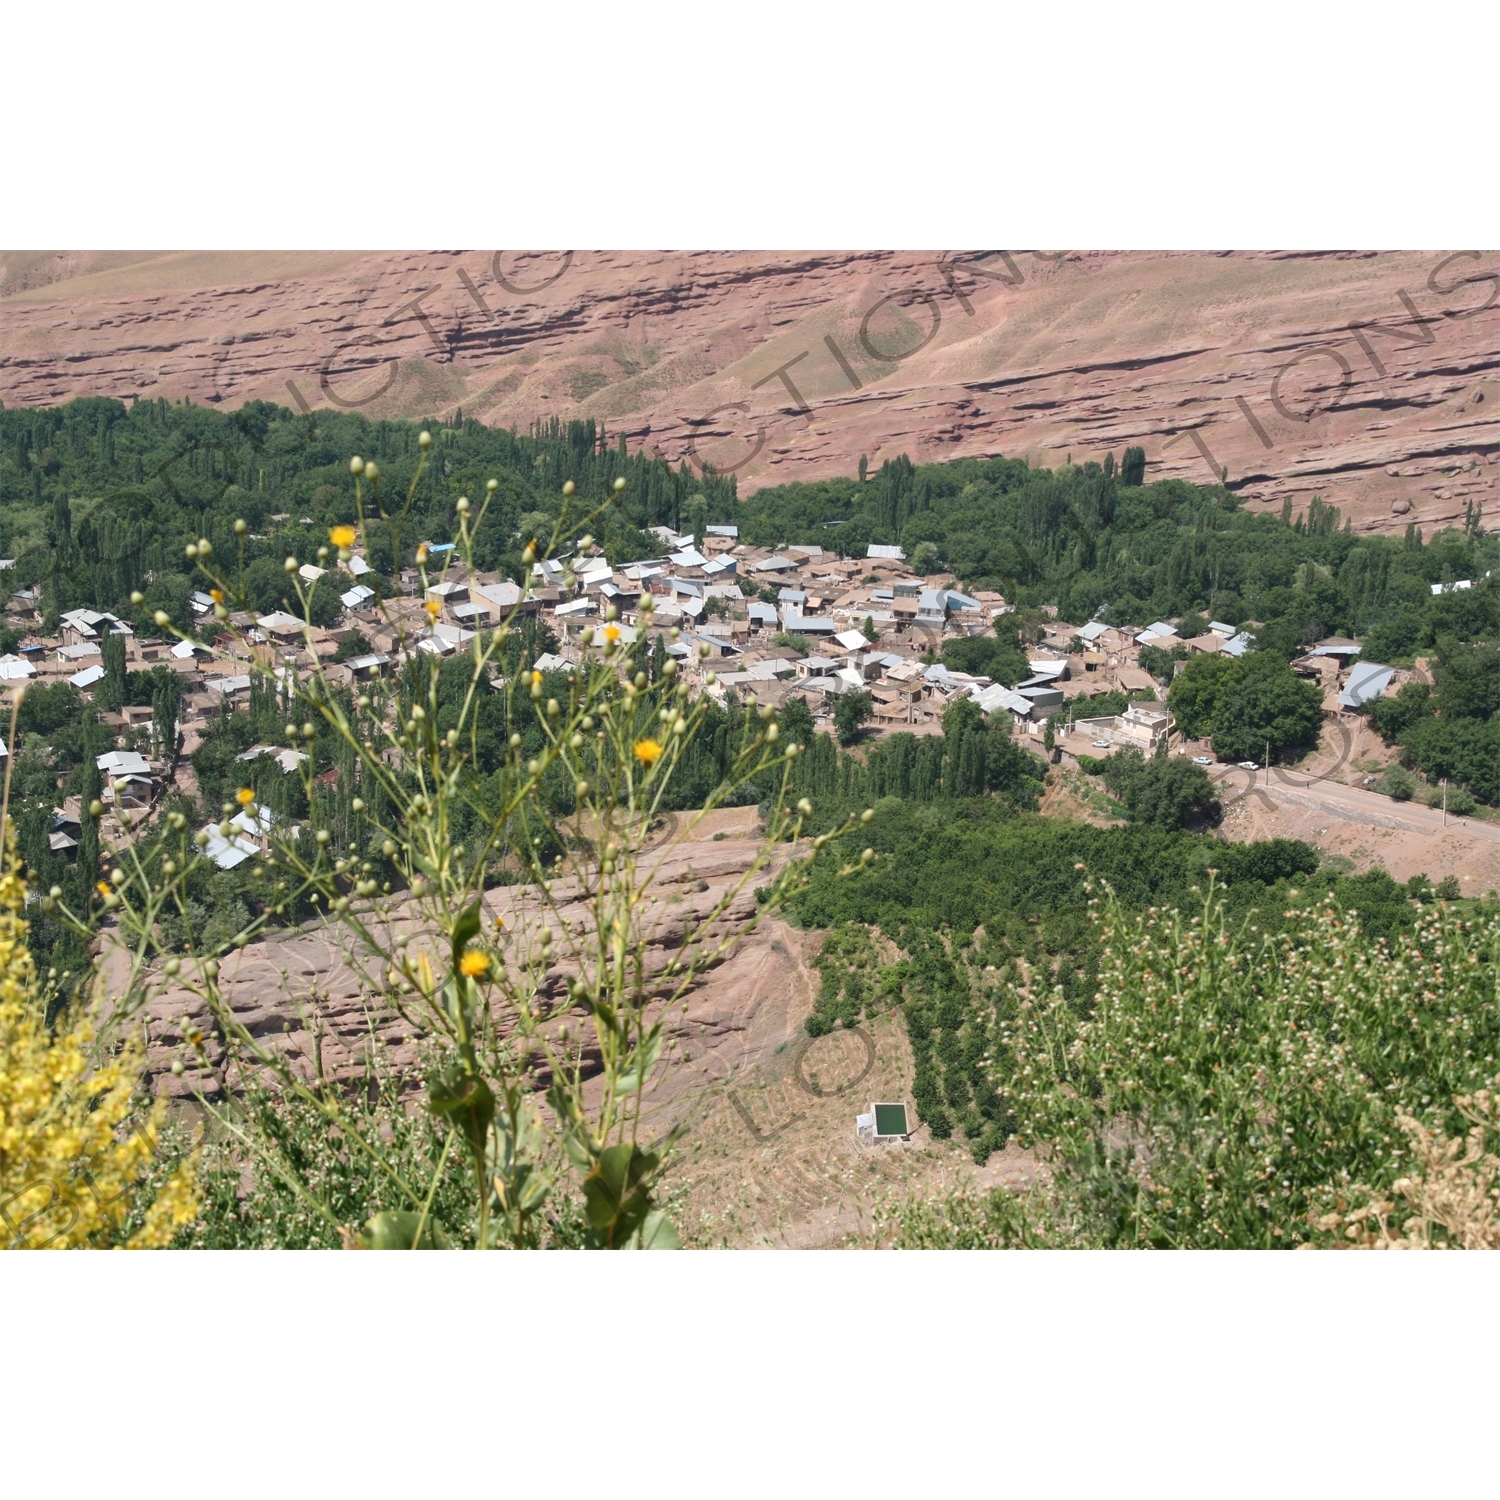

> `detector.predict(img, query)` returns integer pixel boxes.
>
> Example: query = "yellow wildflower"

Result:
[459,950,490,978]
[95,881,111,899]
[603,623,621,644]
[633,738,663,765]
[0,849,198,1248]
[236,787,255,806]
[209,588,223,604]
[329,525,357,549]
[425,600,442,619]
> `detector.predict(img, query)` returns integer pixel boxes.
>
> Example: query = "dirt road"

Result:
[1212,764,1500,843]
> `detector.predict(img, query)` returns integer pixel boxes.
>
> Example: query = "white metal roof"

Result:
[1339,661,1395,709]
[98,750,152,775]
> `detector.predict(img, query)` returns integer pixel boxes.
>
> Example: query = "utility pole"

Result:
[1265,740,1270,787]
[1442,778,1447,827]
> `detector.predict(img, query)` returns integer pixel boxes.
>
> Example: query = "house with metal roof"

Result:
[1338,660,1395,710]
[916,589,948,625]
[98,750,153,777]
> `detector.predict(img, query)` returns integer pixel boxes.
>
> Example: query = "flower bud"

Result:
[563,480,576,497]
[417,431,432,449]
[153,610,171,627]
[89,799,104,818]
[351,456,365,474]
[364,461,379,482]
[234,518,248,534]
[284,556,298,573]
[130,590,145,606]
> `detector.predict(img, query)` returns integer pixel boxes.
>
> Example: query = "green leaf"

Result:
[615,1027,664,1094]
[581,1143,661,1245]
[427,1065,496,1158]
[451,900,483,968]
[632,1208,681,1250]
[357,1210,451,1249]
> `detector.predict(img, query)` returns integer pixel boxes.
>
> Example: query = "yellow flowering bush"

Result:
[0,859,197,1249]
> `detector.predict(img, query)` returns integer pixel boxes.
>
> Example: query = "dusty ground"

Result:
[658,1009,1036,1248]
[1213,766,1500,892]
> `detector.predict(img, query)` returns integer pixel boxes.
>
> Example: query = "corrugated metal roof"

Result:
[1339,661,1395,709]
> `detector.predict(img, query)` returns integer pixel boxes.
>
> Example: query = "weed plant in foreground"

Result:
[881,878,1500,1249]
[15,448,873,1249]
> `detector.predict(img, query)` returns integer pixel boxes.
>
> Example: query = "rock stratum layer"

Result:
[4,248,1498,532]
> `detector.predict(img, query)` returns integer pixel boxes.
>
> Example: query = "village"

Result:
[0,521,1436,879]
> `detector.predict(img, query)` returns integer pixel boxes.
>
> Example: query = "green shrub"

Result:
[1379,765,1418,801]
[893,885,1500,1248]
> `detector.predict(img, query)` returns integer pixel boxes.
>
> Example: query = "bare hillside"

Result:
[4,249,1497,531]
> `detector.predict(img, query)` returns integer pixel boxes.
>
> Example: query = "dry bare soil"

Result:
[5,249,1497,531]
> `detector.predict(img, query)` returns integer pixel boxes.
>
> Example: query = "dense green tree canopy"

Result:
[1206,652,1324,762]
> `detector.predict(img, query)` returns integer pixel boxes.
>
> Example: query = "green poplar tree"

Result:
[98,632,127,713]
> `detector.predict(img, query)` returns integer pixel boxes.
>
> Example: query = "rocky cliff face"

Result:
[4,248,1497,532]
